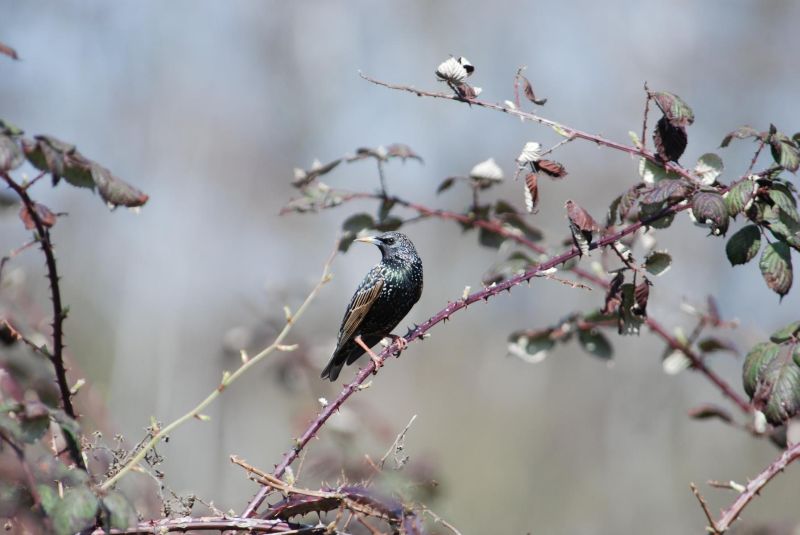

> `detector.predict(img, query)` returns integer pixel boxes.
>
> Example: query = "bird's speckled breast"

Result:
[361,259,423,336]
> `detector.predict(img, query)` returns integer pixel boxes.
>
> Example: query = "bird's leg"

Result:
[386,334,408,356]
[354,335,383,372]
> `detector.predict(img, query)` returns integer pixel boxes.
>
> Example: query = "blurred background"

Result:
[1,1,799,533]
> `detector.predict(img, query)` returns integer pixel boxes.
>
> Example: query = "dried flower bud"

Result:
[436,57,468,84]
[469,158,504,182]
[517,142,542,164]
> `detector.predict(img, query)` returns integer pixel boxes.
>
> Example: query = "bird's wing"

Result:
[335,276,384,351]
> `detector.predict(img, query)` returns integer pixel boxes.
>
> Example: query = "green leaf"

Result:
[742,341,800,425]
[20,401,50,443]
[768,184,800,223]
[483,251,533,285]
[0,119,23,136]
[691,191,729,236]
[339,213,375,252]
[697,337,737,354]
[724,178,757,217]
[720,126,760,148]
[478,226,505,248]
[37,484,58,516]
[618,283,644,335]
[0,134,24,171]
[694,153,723,185]
[770,321,800,343]
[578,328,612,359]
[650,91,695,127]
[375,216,402,232]
[725,225,761,266]
[638,158,680,184]
[436,177,457,194]
[644,250,672,276]
[52,487,99,535]
[759,242,793,297]
[90,163,149,208]
[743,341,781,397]
[101,491,136,530]
[22,136,94,189]
[507,330,555,363]
[50,409,81,448]
[770,130,800,172]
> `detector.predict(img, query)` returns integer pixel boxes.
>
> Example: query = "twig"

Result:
[421,507,463,535]
[379,414,417,469]
[1,171,85,470]
[690,482,720,534]
[745,138,766,176]
[0,239,37,282]
[713,440,800,532]
[99,242,339,491]
[358,72,695,182]
[242,200,695,517]
[640,83,651,150]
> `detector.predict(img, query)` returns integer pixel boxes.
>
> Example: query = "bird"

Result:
[321,231,423,381]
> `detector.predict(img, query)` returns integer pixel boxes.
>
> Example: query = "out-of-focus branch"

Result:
[709,440,800,533]
[243,200,694,517]
[358,73,695,182]
[99,243,339,491]
[87,516,344,534]
[324,190,753,415]
[1,171,86,470]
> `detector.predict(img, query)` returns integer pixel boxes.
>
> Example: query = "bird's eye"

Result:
[383,237,395,245]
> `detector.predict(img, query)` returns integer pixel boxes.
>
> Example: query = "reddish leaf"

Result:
[649,91,694,127]
[653,116,687,162]
[385,143,423,163]
[633,278,651,317]
[519,75,547,105]
[524,172,539,213]
[602,272,625,315]
[19,203,57,230]
[0,41,18,60]
[454,82,480,100]
[565,200,600,232]
[535,159,567,179]
[90,163,150,208]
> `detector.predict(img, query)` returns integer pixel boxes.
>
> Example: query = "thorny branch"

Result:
[701,440,800,533]
[316,189,752,415]
[86,515,349,534]
[1,171,86,470]
[243,199,697,517]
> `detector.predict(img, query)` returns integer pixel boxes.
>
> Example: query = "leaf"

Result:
[687,404,733,423]
[565,200,600,232]
[385,143,423,163]
[724,178,757,216]
[507,330,554,363]
[743,341,800,425]
[691,191,729,236]
[618,283,644,335]
[720,126,760,148]
[375,216,402,232]
[603,272,624,315]
[0,135,24,171]
[639,179,692,206]
[519,74,547,105]
[436,177,457,194]
[694,153,723,185]
[19,202,57,230]
[483,251,533,284]
[535,159,567,179]
[770,321,800,343]
[20,401,50,443]
[100,491,136,530]
[51,487,99,535]
[90,163,149,208]
[291,158,342,188]
[698,337,737,354]
[22,135,93,189]
[725,225,761,266]
[50,410,82,447]
[523,173,539,213]
[644,250,672,276]
[0,42,18,60]
[633,279,651,317]
[340,213,375,252]
[770,130,800,172]
[38,484,58,515]
[478,226,505,249]
[759,242,793,297]
[638,157,681,184]
[618,184,644,220]
[650,91,694,127]
[761,203,800,251]
[497,210,544,242]
[653,116,687,162]
[768,184,800,223]
[578,328,612,359]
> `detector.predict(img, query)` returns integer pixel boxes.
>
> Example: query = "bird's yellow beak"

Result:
[355,236,379,244]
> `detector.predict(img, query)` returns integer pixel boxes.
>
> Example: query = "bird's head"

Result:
[355,231,418,262]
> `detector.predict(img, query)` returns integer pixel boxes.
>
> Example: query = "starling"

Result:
[321,231,423,381]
